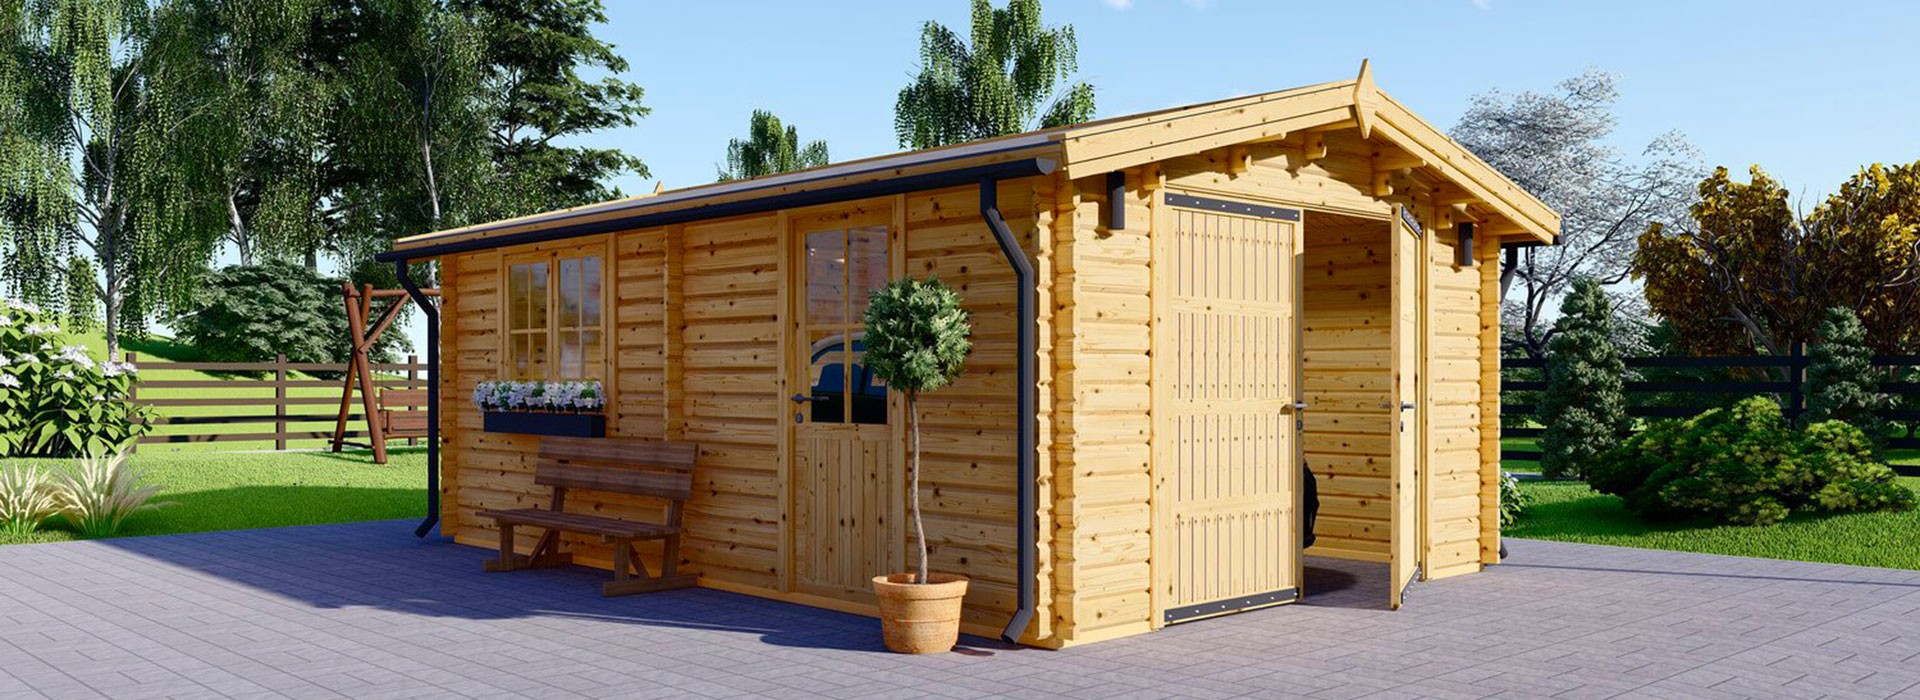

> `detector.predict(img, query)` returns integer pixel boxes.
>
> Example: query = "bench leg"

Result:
[484,525,574,572]
[661,534,681,577]
[603,538,697,597]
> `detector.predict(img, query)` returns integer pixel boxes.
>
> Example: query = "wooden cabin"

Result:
[378,64,1559,649]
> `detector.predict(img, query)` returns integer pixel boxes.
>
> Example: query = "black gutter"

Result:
[377,158,1059,263]
[394,259,441,539]
[982,177,1040,645]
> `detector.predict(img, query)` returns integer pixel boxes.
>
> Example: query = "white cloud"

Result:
[1101,0,1134,9]
[1470,0,1493,9]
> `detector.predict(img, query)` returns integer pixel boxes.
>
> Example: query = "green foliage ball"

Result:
[861,276,972,396]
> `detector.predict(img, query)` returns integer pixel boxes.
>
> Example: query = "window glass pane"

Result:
[581,330,603,380]
[508,264,531,331]
[559,258,581,328]
[528,333,548,378]
[805,229,846,326]
[806,329,850,423]
[529,263,549,328]
[848,226,888,321]
[555,330,576,379]
[848,332,888,425]
[582,256,602,328]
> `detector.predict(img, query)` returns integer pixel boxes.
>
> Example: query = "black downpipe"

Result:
[981,178,1037,644]
[395,259,441,538]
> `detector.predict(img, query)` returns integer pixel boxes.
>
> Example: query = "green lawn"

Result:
[1509,477,1920,570]
[2,448,428,546]
[1501,435,1920,469]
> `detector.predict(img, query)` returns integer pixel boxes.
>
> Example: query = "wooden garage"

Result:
[378,63,1559,648]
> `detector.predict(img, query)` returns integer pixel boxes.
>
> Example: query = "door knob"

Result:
[790,393,816,404]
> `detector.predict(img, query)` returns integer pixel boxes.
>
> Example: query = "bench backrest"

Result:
[534,436,697,502]
[381,389,429,409]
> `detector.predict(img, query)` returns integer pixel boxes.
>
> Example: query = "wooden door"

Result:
[1154,193,1304,625]
[788,205,900,601]
[1388,205,1425,609]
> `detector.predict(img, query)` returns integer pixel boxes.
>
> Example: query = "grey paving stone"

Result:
[2,520,1918,699]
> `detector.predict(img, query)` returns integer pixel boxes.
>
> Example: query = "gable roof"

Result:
[382,63,1556,261]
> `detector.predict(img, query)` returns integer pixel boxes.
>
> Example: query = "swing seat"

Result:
[380,389,430,439]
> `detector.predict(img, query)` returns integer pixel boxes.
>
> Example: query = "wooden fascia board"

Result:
[394,142,1064,254]
[1058,83,1355,179]
[1372,98,1559,243]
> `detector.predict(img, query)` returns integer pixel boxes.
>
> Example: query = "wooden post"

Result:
[330,282,361,453]
[1787,341,1806,425]
[275,353,288,451]
[356,284,387,464]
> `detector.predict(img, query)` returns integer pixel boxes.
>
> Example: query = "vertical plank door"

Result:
[1154,193,1304,625]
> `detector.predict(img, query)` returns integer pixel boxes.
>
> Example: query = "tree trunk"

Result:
[909,390,927,585]
[227,188,252,266]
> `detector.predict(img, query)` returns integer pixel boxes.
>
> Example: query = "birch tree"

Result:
[1451,70,1701,359]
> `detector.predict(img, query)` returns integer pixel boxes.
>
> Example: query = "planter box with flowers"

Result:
[474,380,607,438]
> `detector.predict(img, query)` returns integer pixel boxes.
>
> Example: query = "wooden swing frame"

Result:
[329,282,440,464]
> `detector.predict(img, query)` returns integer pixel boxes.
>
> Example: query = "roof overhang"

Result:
[383,62,1558,260]
[381,136,1062,261]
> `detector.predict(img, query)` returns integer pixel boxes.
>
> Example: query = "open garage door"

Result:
[1388,205,1425,609]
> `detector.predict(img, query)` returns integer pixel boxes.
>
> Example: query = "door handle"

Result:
[790,393,816,404]
[1288,402,1309,413]
[1400,402,1416,411]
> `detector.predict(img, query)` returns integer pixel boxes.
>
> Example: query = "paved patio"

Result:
[1,521,1917,699]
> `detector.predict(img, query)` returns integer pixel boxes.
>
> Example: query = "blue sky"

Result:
[387,0,1917,350]
[595,0,1918,204]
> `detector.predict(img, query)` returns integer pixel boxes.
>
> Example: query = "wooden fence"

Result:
[1502,348,1920,476]
[126,353,428,449]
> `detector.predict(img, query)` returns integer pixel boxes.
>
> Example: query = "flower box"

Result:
[482,410,606,438]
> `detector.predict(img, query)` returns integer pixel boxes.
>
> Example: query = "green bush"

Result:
[1538,279,1631,480]
[50,450,169,538]
[0,300,153,457]
[1498,471,1530,527]
[1804,307,1890,447]
[1592,397,1914,525]
[174,263,407,373]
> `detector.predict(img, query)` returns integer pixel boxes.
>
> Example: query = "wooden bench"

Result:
[475,437,699,596]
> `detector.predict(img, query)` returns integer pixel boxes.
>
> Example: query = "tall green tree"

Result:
[156,0,330,267]
[717,110,829,182]
[894,0,1095,149]
[327,0,493,269]
[1804,307,1891,447]
[0,0,227,357]
[453,0,649,215]
[1538,278,1631,480]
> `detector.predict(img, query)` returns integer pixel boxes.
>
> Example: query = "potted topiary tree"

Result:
[861,275,972,654]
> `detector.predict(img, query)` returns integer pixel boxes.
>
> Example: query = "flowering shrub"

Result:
[0,300,153,457]
[473,379,605,414]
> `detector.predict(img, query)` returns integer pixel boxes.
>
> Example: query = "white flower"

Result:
[0,374,18,388]
[0,315,10,325]
[13,353,33,364]
[5,299,39,313]
[25,323,58,335]
[56,369,74,380]
[0,354,9,367]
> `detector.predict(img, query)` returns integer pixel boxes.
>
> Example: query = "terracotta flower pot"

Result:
[871,573,969,654]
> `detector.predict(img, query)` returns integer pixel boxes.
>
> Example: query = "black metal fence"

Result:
[1501,347,1920,476]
